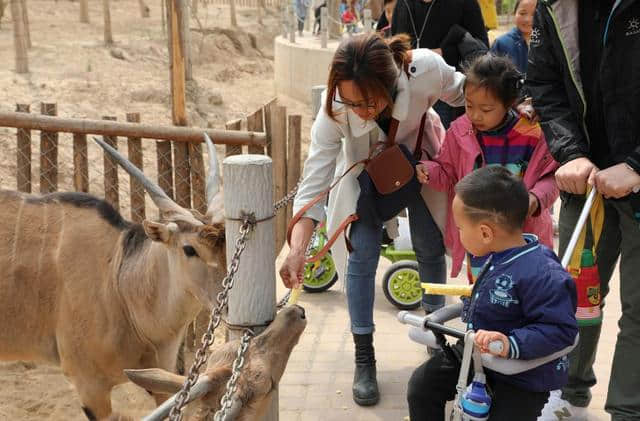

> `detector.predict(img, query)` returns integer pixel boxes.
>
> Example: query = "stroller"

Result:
[398,190,597,420]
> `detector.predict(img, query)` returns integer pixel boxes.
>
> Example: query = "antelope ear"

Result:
[143,221,178,243]
[124,368,185,394]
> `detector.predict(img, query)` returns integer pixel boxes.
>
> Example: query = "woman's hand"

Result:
[527,193,539,217]
[279,250,306,289]
[474,330,510,357]
[416,164,430,184]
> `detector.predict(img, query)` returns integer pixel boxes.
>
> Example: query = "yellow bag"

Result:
[478,0,498,30]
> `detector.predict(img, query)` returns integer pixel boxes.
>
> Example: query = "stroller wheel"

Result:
[382,261,422,310]
[303,250,339,293]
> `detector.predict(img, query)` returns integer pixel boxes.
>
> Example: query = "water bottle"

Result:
[459,373,491,421]
[571,249,602,326]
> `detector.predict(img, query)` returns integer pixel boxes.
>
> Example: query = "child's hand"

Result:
[527,193,540,217]
[416,164,430,184]
[474,330,509,357]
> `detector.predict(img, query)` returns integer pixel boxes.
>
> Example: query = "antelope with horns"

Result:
[0,135,226,420]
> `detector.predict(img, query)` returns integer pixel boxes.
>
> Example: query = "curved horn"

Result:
[203,133,223,219]
[93,137,202,226]
[141,375,213,421]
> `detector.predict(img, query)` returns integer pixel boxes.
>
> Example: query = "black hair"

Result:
[463,53,523,108]
[454,166,529,232]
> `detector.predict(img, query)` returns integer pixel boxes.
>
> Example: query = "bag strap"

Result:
[414,111,427,160]
[568,187,605,272]
[382,111,426,158]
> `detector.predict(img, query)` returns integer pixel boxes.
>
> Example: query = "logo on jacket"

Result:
[530,27,541,45]
[489,275,520,308]
[556,355,569,372]
[627,18,640,36]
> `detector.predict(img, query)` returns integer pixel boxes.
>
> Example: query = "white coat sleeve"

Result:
[435,54,466,107]
[292,100,343,223]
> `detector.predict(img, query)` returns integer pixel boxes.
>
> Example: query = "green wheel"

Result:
[303,250,339,293]
[382,261,422,310]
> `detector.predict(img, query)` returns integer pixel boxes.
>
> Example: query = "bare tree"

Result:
[79,0,89,23]
[10,0,28,73]
[103,0,113,44]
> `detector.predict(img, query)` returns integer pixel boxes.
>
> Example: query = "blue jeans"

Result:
[346,195,446,334]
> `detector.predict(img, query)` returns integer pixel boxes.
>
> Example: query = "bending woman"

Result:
[279,33,465,406]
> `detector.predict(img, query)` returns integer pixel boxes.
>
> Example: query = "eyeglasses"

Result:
[333,95,377,111]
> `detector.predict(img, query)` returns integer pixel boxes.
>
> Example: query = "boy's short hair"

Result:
[455,166,529,232]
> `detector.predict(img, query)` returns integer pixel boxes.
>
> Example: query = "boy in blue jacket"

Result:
[407,166,578,420]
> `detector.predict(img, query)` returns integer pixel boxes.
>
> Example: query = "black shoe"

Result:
[352,333,380,406]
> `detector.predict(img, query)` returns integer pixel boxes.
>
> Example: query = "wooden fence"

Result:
[1,100,301,252]
[206,0,285,8]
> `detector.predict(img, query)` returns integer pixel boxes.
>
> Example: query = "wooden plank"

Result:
[16,103,31,193]
[225,119,242,157]
[73,133,89,193]
[246,108,265,155]
[270,105,287,253]
[263,98,277,156]
[39,103,57,193]
[156,141,174,199]
[0,111,266,146]
[168,0,187,127]
[102,116,119,210]
[286,114,301,223]
[189,141,206,214]
[126,113,145,222]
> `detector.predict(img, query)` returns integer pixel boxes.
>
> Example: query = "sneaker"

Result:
[537,390,588,420]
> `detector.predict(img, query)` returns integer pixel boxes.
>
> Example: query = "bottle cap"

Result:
[581,249,594,267]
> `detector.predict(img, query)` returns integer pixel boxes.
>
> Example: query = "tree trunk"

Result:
[79,0,89,23]
[229,0,237,27]
[138,0,150,17]
[180,0,192,81]
[19,0,30,48]
[10,0,28,73]
[103,0,113,44]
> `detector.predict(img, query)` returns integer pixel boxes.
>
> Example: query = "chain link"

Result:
[168,218,253,421]
[213,329,253,421]
[167,178,301,419]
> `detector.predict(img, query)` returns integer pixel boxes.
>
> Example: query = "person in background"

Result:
[407,166,577,420]
[313,0,326,35]
[294,0,308,36]
[391,0,488,129]
[491,0,537,74]
[417,54,558,283]
[342,1,359,34]
[376,0,396,37]
[526,1,640,419]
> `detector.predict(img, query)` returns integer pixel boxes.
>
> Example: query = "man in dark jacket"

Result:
[526,0,640,420]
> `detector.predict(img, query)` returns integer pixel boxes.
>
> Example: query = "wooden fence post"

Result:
[224,154,278,421]
[73,133,89,193]
[263,98,277,156]
[126,113,145,222]
[102,116,119,210]
[103,0,114,44]
[270,105,287,253]
[39,103,57,193]
[246,108,265,155]
[10,0,28,73]
[79,0,89,23]
[225,119,242,157]
[16,103,31,193]
[286,114,301,223]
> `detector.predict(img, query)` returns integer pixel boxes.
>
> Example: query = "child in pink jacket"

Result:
[417,54,559,281]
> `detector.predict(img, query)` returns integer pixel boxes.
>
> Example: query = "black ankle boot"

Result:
[352,333,380,406]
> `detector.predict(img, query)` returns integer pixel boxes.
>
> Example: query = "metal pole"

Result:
[289,5,296,43]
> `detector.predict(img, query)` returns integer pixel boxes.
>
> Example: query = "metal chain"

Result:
[167,178,302,419]
[213,329,253,421]
[168,218,254,421]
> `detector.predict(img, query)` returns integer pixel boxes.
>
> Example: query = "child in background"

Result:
[417,54,559,283]
[491,0,537,74]
[407,166,578,420]
[342,1,358,34]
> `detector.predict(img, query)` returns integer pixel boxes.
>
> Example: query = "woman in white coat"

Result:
[280,33,465,406]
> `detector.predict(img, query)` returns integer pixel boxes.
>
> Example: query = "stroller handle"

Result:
[561,188,597,268]
[398,311,504,354]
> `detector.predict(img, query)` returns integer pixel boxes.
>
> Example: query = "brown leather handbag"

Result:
[287,113,426,262]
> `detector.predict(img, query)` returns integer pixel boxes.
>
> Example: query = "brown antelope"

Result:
[125,304,307,421]
[0,135,226,420]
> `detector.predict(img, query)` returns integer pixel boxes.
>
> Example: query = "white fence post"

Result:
[224,154,278,420]
[321,6,327,48]
[289,5,296,43]
[364,8,372,33]
[311,85,326,120]
[282,6,288,38]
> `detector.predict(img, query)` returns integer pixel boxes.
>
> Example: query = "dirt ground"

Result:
[0,0,311,419]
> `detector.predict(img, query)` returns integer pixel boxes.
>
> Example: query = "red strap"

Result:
[305,214,358,263]
[413,112,427,160]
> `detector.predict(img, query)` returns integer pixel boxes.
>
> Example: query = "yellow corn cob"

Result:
[287,286,303,305]
[421,283,473,297]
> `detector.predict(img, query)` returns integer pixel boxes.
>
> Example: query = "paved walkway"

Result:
[275,249,620,420]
